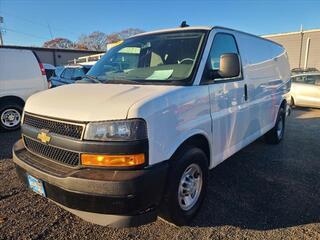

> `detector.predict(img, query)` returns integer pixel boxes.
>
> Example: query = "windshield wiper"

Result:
[80,75,102,83]
[103,79,142,85]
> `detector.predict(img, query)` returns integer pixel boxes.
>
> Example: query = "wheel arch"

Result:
[272,98,287,127]
[290,96,295,106]
[0,95,25,107]
[280,98,287,109]
[169,133,211,169]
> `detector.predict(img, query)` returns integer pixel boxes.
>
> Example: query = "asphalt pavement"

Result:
[0,108,320,240]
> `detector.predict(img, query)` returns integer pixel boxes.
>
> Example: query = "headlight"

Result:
[84,119,147,141]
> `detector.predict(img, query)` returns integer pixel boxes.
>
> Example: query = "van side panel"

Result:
[235,32,291,135]
[0,49,47,101]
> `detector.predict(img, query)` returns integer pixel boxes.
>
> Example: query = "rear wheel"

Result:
[265,106,285,144]
[160,146,208,226]
[0,102,23,131]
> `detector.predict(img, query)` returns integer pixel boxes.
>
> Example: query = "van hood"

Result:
[24,83,177,121]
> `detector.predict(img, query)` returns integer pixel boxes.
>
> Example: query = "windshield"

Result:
[85,31,206,84]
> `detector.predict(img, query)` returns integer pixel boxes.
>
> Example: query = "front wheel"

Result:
[160,146,208,226]
[265,106,285,144]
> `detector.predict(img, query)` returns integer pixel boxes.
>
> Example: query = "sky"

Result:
[0,0,320,47]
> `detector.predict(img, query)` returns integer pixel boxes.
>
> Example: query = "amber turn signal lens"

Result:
[81,153,145,167]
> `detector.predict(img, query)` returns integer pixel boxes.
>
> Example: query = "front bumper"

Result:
[13,139,168,227]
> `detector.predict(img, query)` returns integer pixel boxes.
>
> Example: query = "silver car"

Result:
[291,72,320,108]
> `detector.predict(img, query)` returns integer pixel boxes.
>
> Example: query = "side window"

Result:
[292,75,320,85]
[62,68,74,79]
[305,75,320,85]
[209,33,239,70]
[291,76,298,83]
[292,76,306,83]
[73,68,85,78]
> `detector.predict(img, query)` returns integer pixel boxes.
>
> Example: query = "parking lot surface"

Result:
[0,108,320,240]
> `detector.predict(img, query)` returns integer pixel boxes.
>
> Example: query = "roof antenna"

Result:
[180,21,189,28]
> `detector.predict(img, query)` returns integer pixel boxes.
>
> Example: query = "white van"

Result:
[13,26,291,227]
[0,48,48,131]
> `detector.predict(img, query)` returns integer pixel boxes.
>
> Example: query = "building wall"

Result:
[0,45,104,66]
[263,29,320,71]
[33,50,104,66]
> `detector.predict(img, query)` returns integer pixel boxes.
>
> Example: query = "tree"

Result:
[75,43,89,50]
[106,28,144,44]
[118,28,144,39]
[106,33,121,44]
[43,38,75,49]
[77,31,107,50]
[42,28,145,50]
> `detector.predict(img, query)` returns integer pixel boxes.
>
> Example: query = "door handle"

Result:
[244,84,248,101]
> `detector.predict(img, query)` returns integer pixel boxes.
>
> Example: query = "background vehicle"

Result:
[49,65,91,87]
[43,63,56,81]
[291,72,320,108]
[0,48,48,131]
[13,26,290,227]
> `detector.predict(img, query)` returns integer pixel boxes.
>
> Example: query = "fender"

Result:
[166,129,214,169]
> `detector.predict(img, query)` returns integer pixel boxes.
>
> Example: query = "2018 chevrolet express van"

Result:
[13,26,291,227]
[0,48,48,131]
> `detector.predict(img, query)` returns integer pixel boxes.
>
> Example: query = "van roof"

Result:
[131,26,212,38]
[131,26,284,48]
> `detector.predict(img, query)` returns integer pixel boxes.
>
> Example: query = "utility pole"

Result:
[298,24,304,69]
[0,16,3,45]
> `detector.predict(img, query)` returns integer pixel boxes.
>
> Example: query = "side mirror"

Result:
[218,53,240,78]
[315,80,320,86]
[209,53,240,80]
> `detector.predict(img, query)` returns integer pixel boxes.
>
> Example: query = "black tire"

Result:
[265,106,285,144]
[0,102,23,131]
[160,146,208,226]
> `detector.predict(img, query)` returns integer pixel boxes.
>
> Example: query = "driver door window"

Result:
[208,33,239,71]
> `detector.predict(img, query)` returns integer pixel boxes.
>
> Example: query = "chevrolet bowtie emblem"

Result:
[37,130,51,144]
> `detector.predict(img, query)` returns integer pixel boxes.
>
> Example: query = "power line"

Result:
[47,22,54,39]
[2,27,49,41]
[1,10,80,37]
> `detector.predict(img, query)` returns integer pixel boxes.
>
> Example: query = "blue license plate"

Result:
[27,174,46,197]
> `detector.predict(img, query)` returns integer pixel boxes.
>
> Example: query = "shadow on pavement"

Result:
[192,108,320,230]
[0,130,21,160]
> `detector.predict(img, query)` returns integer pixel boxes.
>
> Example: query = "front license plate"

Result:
[27,174,46,197]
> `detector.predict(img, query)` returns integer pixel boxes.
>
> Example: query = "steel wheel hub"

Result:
[178,163,203,211]
[1,109,21,128]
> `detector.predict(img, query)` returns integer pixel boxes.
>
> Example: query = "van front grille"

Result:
[23,114,84,139]
[23,136,80,167]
